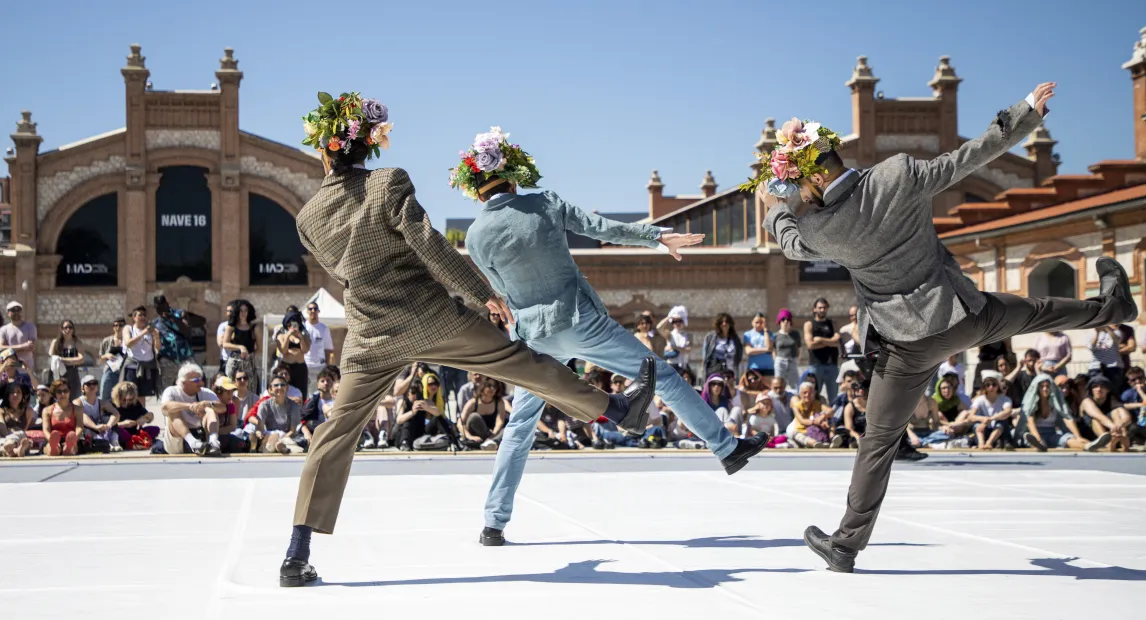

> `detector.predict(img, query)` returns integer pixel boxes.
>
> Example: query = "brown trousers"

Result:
[293,316,608,533]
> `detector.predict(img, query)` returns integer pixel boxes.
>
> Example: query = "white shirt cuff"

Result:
[1025,92,1035,109]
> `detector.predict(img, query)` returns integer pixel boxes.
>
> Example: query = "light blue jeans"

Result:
[484,299,738,529]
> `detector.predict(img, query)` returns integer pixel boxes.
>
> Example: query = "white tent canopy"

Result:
[259,288,345,390]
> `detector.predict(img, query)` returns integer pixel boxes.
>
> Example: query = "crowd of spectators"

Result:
[2,296,1144,458]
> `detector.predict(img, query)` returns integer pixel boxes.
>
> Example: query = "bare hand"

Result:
[486,297,514,325]
[756,184,782,208]
[1032,82,1055,117]
[659,233,704,262]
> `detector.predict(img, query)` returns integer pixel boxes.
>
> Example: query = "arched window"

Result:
[249,193,307,286]
[56,193,117,286]
[155,166,212,282]
[1027,259,1076,298]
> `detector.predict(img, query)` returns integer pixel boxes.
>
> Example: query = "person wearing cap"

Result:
[76,373,122,452]
[759,83,1138,572]
[458,126,767,547]
[0,301,37,372]
[211,374,247,453]
[1080,375,1132,452]
[968,370,1016,450]
[1,348,34,392]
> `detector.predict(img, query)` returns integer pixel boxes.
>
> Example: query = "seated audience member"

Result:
[702,374,741,437]
[744,392,777,439]
[32,383,53,418]
[160,363,225,457]
[455,371,484,411]
[933,374,970,423]
[1022,374,1110,452]
[1,382,36,457]
[1080,375,1133,452]
[394,374,450,451]
[231,369,260,421]
[667,413,707,449]
[256,377,304,454]
[460,377,508,450]
[110,381,160,450]
[1120,366,1144,419]
[363,389,394,450]
[839,381,868,448]
[41,380,80,456]
[768,376,795,431]
[212,375,246,453]
[831,370,859,422]
[264,364,305,405]
[789,381,833,448]
[735,369,769,416]
[537,403,581,449]
[906,395,942,447]
[392,361,431,398]
[969,371,1017,450]
[1,348,34,392]
[937,354,968,401]
[301,366,338,450]
[76,374,122,453]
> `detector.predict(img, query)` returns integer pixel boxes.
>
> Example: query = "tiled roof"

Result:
[935,160,1146,237]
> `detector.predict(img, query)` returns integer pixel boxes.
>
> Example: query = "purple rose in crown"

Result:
[361,98,388,124]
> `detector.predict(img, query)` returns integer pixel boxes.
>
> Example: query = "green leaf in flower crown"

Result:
[317,92,333,105]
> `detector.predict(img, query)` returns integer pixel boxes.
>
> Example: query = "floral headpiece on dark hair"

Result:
[301,91,393,159]
[449,127,542,201]
[739,118,842,197]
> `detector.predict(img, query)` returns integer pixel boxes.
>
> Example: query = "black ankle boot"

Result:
[602,357,657,435]
[479,527,506,546]
[279,557,319,587]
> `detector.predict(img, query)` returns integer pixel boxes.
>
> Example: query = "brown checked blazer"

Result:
[295,168,494,374]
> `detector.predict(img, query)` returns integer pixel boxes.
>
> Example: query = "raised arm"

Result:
[762,190,822,261]
[904,83,1053,197]
[555,192,662,249]
[386,168,495,305]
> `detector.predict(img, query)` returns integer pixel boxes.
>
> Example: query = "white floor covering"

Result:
[3,468,1144,619]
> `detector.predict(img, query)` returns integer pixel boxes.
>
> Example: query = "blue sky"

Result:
[2,0,1143,225]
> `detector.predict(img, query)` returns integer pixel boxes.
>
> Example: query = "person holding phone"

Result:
[123,306,161,400]
[276,311,311,396]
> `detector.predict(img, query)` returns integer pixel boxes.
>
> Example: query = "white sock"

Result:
[209,432,219,445]
[184,434,203,450]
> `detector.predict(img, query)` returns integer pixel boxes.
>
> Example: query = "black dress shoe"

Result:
[1097,257,1138,321]
[279,557,319,587]
[803,525,857,573]
[604,357,657,436]
[479,527,505,546]
[721,434,768,475]
[895,446,929,462]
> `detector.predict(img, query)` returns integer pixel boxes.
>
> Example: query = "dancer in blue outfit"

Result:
[450,127,769,546]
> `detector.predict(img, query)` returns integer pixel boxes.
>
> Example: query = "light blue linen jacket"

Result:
[466,190,663,342]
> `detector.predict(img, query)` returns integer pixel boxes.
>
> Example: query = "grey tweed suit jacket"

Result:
[296,168,494,374]
[765,98,1045,352]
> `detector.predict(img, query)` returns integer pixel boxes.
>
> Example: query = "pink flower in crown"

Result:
[778,117,813,152]
[770,151,800,180]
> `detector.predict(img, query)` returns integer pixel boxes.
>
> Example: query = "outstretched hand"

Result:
[660,233,705,261]
[486,297,514,325]
[1032,82,1055,117]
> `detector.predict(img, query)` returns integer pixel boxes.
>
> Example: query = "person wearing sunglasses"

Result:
[158,362,225,457]
[48,320,86,398]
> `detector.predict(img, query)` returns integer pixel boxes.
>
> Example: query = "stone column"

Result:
[6,110,42,320]
[1024,126,1059,186]
[929,56,963,217]
[846,57,879,168]
[216,48,244,302]
[752,118,777,248]
[1122,27,1146,161]
[122,44,150,312]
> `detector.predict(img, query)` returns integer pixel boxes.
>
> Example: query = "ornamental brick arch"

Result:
[38,175,123,256]
[1020,240,1084,297]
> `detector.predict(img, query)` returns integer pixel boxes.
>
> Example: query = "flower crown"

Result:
[448,127,542,201]
[738,118,843,196]
[301,91,393,159]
